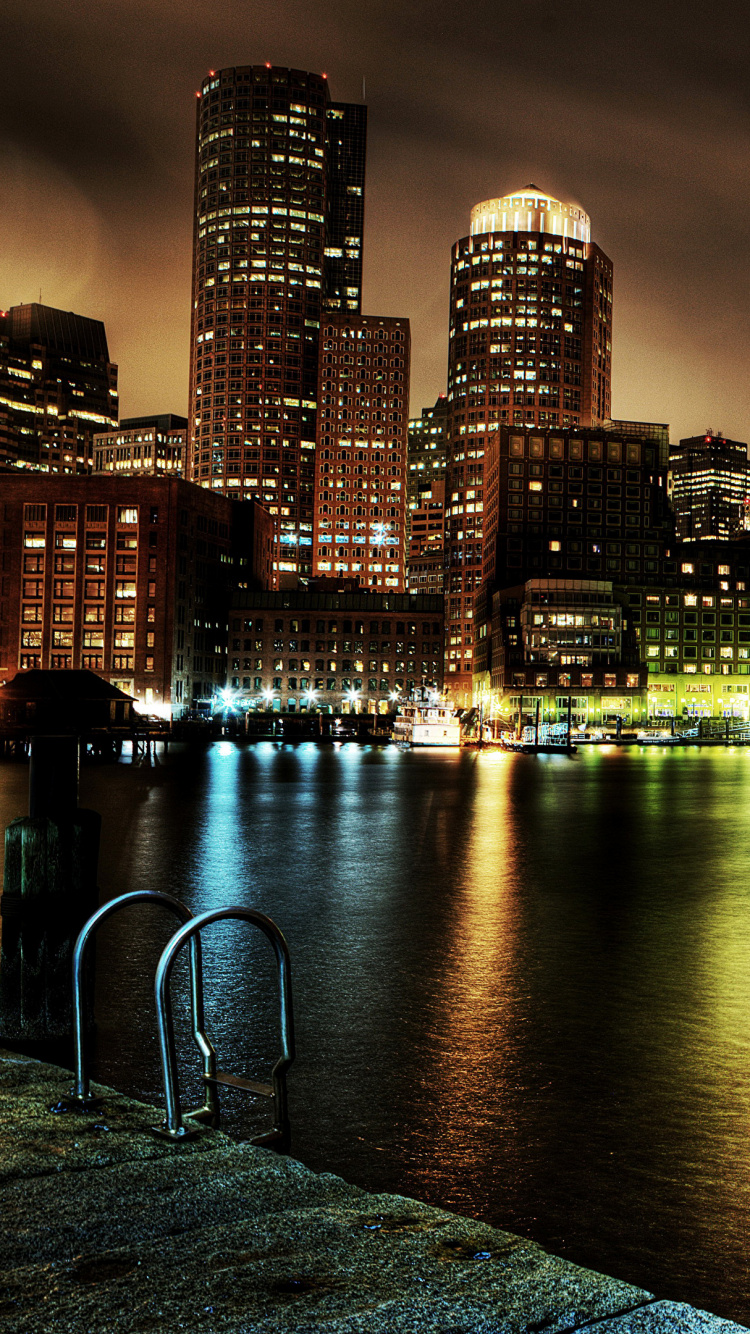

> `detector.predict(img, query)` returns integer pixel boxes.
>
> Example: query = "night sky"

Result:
[2,0,748,442]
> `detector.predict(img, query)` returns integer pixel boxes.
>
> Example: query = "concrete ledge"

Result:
[0,1050,746,1334]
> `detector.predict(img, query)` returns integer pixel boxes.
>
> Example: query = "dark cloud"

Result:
[1,0,748,439]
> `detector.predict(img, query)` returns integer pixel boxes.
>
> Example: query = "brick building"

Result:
[229,587,443,712]
[313,314,409,590]
[0,475,272,716]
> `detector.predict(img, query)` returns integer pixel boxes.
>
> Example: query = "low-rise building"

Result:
[478,578,647,729]
[0,474,272,716]
[229,587,443,712]
[93,414,187,477]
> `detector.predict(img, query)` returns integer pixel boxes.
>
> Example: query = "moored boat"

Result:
[392,696,462,748]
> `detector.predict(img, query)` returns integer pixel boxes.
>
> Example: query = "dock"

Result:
[0,1048,745,1333]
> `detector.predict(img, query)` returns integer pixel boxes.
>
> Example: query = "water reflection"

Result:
[2,743,750,1321]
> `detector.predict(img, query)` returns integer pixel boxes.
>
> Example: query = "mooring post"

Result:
[0,735,101,1043]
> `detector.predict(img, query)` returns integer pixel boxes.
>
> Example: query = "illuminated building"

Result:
[94,415,186,476]
[0,474,273,715]
[407,395,448,523]
[188,64,366,581]
[444,186,613,703]
[485,578,647,731]
[312,314,409,590]
[0,304,118,473]
[406,478,445,595]
[229,588,443,712]
[473,423,674,714]
[669,431,750,541]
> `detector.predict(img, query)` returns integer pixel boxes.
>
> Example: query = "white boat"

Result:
[392,698,462,748]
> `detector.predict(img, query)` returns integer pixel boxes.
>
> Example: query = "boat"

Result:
[636,729,679,745]
[392,697,462,748]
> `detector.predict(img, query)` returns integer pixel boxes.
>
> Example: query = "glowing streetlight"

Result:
[213,686,238,716]
[303,688,318,709]
[346,688,360,714]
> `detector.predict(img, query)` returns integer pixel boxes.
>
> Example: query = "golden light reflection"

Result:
[400,751,525,1215]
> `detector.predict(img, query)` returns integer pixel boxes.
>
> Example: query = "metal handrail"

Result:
[151,906,294,1149]
[62,890,218,1123]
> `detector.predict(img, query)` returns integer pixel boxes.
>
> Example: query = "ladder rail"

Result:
[152,906,294,1148]
[66,890,218,1119]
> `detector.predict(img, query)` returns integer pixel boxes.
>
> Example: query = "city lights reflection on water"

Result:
[2,742,750,1321]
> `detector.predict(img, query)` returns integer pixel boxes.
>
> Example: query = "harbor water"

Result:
[2,741,750,1323]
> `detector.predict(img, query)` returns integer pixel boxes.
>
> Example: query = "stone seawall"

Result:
[0,1049,745,1333]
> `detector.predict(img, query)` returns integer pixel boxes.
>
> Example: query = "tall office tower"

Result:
[0,304,118,473]
[669,432,750,541]
[322,103,367,314]
[443,185,614,703]
[188,65,367,581]
[312,314,409,590]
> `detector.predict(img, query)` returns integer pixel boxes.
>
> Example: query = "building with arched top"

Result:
[443,185,614,703]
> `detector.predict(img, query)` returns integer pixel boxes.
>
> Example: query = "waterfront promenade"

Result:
[1,1047,745,1333]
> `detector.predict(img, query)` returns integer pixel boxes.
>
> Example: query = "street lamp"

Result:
[303,688,317,710]
[346,688,360,715]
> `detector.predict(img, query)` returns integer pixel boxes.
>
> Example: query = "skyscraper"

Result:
[443,186,613,702]
[0,304,118,474]
[188,64,366,581]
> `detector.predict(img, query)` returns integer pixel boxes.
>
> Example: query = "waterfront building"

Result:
[93,415,187,477]
[472,423,673,706]
[444,186,614,705]
[229,587,443,712]
[312,314,409,591]
[0,474,273,715]
[482,578,647,730]
[669,431,750,541]
[0,303,118,473]
[188,64,366,581]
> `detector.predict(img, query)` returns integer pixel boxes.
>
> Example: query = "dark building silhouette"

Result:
[188,64,367,582]
[0,303,118,473]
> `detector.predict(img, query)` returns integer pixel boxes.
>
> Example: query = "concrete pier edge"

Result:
[0,1048,746,1334]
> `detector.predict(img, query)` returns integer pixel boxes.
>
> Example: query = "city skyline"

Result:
[1,0,748,443]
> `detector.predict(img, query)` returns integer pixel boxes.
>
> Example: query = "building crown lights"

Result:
[470,184,591,243]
